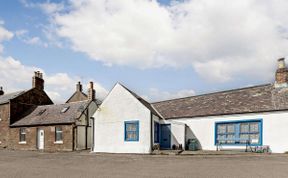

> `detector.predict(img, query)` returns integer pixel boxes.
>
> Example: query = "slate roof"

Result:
[152,84,288,119]
[11,101,90,127]
[0,91,26,104]
[120,83,161,117]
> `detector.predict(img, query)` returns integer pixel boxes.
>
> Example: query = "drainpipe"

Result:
[150,112,153,154]
[90,117,95,152]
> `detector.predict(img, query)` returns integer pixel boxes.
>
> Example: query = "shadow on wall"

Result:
[186,126,202,150]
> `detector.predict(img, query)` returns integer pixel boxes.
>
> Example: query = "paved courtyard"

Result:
[0,150,288,178]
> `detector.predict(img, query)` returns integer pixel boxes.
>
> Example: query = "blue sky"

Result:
[0,0,287,102]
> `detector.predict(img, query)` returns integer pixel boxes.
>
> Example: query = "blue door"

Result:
[160,124,171,149]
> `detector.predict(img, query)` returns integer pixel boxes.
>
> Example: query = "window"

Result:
[61,106,70,113]
[19,128,26,143]
[154,122,160,143]
[215,120,262,146]
[55,127,63,142]
[124,121,139,141]
[37,109,46,116]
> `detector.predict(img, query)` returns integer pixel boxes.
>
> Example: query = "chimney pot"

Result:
[32,71,44,90]
[278,58,286,69]
[0,87,4,96]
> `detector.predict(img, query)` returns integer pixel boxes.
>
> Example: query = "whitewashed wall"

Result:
[160,120,186,149]
[93,84,152,153]
[170,111,288,153]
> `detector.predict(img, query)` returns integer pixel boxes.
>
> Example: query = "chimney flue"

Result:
[0,87,4,96]
[88,81,96,101]
[76,81,82,92]
[278,58,286,69]
[275,58,288,88]
[32,71,44,90]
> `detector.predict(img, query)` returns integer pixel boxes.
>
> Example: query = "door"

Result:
[38,129,44,150]
[160,124,171,149]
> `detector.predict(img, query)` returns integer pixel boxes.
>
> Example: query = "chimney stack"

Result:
[76,81,82,92]
[32,71,44,90]
[275,58,288,88]
[88,81,96,101]
[0,87,4,96]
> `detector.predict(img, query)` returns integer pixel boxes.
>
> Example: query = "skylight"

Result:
[37,109,46,116]
[61,106,70,113]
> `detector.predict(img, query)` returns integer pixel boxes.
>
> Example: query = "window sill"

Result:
[19,142,27,144]
[54,141,63,144]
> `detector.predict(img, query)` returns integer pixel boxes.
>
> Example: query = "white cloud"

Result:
[38,2,64,14]
[0,24,13,53]
[0,56,108,103]
[0,24,108,103]
[15,29,48,47]
[44,0,288,83]
[147,88,195,102]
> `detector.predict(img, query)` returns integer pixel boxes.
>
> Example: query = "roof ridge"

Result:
[152,83,272,104]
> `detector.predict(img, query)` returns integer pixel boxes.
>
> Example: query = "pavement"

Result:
[0,150,288,178]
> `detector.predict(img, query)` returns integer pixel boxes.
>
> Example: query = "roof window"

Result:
[61,106,70,113]
[37,109,46,116]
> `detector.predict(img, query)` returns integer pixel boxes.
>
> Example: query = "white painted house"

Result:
[93,58,288,153]
[92,83,164,153]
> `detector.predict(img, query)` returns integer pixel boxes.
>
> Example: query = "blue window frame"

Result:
[215,119,263,146]
[124,121,139,141]
[154,122,160,143]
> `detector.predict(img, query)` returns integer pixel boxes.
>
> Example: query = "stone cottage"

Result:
[9,81,99,151]
[0,71,53,149]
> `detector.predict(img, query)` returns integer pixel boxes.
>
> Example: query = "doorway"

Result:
[160,124,171,149]
[37,129,44,150]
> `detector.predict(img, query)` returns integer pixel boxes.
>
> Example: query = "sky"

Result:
[0,0,288,103]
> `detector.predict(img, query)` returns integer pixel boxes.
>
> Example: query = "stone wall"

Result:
[9,125,74,152]
[0,103,10,148]
[10,88,53,124]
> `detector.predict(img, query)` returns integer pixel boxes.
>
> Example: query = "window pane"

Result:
[240,134,249,144]
[56,133,62,141]
[127,124,137,132]
[19,128,26,142]
[55,127,63,141]
[125,121,139,141]
[250,123,259,133]
[250,134,260,144]
[226,134,235,144]
[240,123,249,133]
[217,125,226,134]
[227,124,235,133]
[217,134,226,144]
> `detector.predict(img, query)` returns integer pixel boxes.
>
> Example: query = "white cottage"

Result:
[93,58,288,153]
[153,58,288,153]
[92,83,165,153]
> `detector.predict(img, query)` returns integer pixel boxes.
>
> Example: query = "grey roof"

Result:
[153,84,288,119]
[0,91,26,104]
[120,84,161,117]
[11,101,90,127]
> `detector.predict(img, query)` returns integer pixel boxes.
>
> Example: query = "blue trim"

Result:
[214,119,263,146]
[124,120,139,142]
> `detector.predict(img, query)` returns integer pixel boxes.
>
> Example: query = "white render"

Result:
[169,111,288,153]
[93,83,157,154]
[160,120,186,149]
